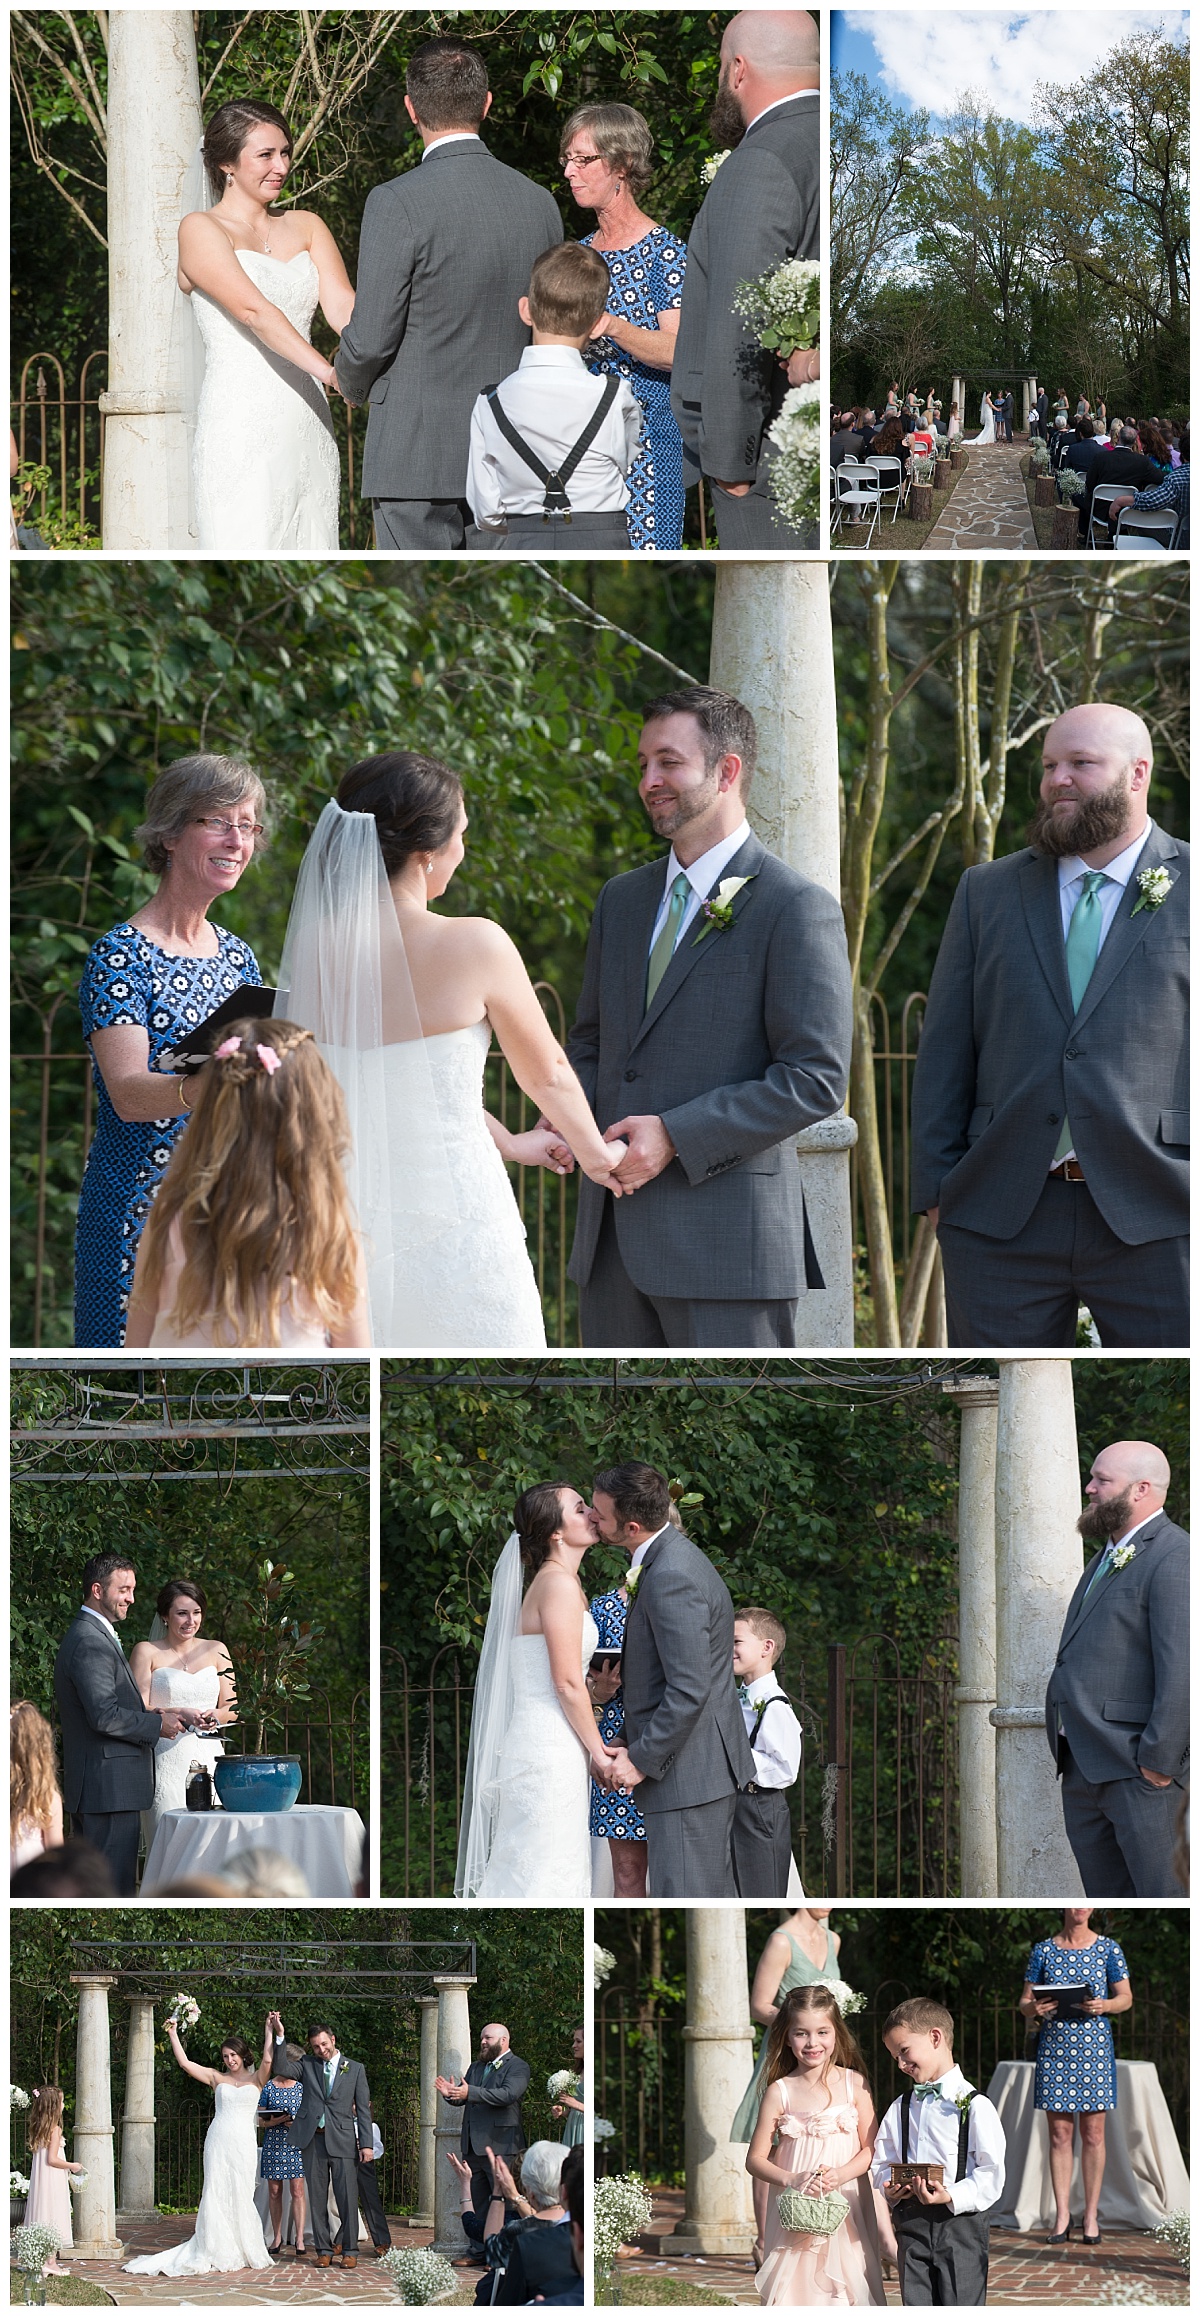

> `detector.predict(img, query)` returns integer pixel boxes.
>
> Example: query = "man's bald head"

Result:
[1045,702,1154,774]
[479,2022,510,2055]
[1079,1438,1170,1545]
[1099,1440,1170,1492]
[723,9,820,78]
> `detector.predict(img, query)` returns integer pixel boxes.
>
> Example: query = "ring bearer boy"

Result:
[731,1608,802,1898]
[871,1998,1006,2305]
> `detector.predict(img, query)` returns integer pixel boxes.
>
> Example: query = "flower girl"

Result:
[747,1986,885,2306]
[23,2086,84,2272]
[123,1018,369,1348]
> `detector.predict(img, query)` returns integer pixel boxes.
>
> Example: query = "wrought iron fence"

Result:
[850,991,927,1272]
[596,1985,1187,2183]
[380,1641,957,1899]
[109,2101,420,2218]
[11,351,108,540]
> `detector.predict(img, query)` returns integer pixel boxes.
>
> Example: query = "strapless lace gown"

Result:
[758,2073,884,2307]
[342,1020,546,1349]
[124,2081,271,2275]
[478,1614,598,1900]
[192,250,340,550]
[141,1665,225,1852]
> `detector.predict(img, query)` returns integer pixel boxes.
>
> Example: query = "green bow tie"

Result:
[914,2082,945,2101]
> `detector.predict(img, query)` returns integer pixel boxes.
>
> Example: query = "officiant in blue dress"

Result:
[561,103,687,550]
[1019,1906,1132,2248]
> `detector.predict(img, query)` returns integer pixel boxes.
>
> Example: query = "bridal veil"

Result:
[454,1532,523,1897]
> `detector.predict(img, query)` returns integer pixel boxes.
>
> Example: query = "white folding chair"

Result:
[834,467,881,546]
[865,454,903,521]
[1086,483,1127,548]
[1111,504,1180,551]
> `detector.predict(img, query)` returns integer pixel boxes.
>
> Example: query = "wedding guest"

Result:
[336,37,563,549]
[258,2043,308,2259]
[10,1701,64,1874]
[872,1999,1006,2306]
[465,242,641,551]
[870,416,910,475]
[561,102,687,549]
[484,2143,576,2306]
[670,9,819,544]
[11,1838,116,1897]
[220,1849,313,1898]
[1107,427,1189,547]
[22,2087,83,2274]
[539,2145,584,2305]
[123,1018,370,1349]
[731,1608,802,1897]
[829,410,864,467]
[1080,426,1160,539]
[587,1586,647,1896]
[1019,1907,1131,2246]
[74,754,266,1347]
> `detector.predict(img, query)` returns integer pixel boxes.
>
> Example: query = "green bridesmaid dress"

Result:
[730,1922,839,2142]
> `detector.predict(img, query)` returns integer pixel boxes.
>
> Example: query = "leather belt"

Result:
[1049,1157,1086,1181]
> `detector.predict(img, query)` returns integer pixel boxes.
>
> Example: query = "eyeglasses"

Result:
[563,152,604,168]
[195,815,264,839]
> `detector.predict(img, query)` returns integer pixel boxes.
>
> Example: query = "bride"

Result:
[124,2016,274,2276]
[276,753,626,1348]
[129,1578,235,1851]
[969,390,996,447]
[456,1485,612,1900]
[178,100,354,550]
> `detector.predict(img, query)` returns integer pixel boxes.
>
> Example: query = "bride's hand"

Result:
[582,1139,627,1188]
[505,1125,576,1176]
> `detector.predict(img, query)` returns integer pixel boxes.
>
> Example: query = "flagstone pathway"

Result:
[924,443,1037,549]
[61,2217,477,2307]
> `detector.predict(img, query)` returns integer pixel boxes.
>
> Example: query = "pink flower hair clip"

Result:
[213,1035,243,1060]
[255,1044,281,1075]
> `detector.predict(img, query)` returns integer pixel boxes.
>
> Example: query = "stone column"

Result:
[709,563,857,1346]
[431,1974,476,2255]
[991,1360,1085,1896]
[69,1976,123,2259]
[943,1377,999,1896]
[1020,379,1032,433]
[414,1995,440,2230]
[648,1911,754,2256]
[101,11,202,546]
[116,1997,158,2222]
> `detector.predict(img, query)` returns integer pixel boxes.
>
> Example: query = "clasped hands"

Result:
[157,1705,221,1739]
[536,1113,676,1195]
[594,1742,644,1792]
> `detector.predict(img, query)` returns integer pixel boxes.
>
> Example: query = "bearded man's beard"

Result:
[1027,776,1132,857]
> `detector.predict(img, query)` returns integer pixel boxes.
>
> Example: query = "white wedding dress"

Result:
[124,2081,271,2276]
[969,394,996,446]
[191,250,340,550]
[141,1665,225,1853]
[477,1612,599,1901]
[347,1021,547,1348]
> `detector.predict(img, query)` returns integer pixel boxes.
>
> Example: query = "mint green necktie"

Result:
[645,872,691,1010]
[1082,1541,1115,1602]
[1053,870,1106,1162]
[319,2056,334,2129]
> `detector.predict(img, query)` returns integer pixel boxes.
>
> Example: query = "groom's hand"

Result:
[158,1709,190,1738]
[1138,1766,1172,1788]
[607,1116,676,1192]
[604,1743,644,1790]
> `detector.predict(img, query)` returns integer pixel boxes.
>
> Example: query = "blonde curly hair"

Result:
[10,1702,60,1841]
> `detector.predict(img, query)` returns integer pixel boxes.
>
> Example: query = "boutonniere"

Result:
[1131,865,1173,916]
[952,2091,975,2119]
[625,1568,642,1604]
[1109,1541,1137,1571]
[693,873,757,945]
[701,149,731,185]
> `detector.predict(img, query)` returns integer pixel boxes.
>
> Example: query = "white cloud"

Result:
[852,10,1188,126]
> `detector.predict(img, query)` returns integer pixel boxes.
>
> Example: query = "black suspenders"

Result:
[484,373,621,518]
[900,2087,973,2180]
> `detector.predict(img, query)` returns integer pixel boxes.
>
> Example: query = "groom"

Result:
[53,1554,195,1894]
[272,2016,375,2269]
[335,36,563,549]
[565,685,852,1347]
[593,1461,754,1897]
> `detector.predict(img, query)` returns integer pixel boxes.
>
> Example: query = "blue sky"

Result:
[832,11,1190,127]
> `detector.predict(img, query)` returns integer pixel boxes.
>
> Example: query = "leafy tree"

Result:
[830,72,931,342]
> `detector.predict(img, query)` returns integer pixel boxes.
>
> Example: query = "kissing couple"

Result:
[455,1461,755,1902]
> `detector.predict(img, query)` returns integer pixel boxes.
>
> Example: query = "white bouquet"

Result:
[592,1943,616,1992]
[10,2086,30,2112]
[380,2245,457,2305]
[765,384,820,531]
[593,2171,655,2277]
[547,2069,576,2099]
[1155,2209,1190,2269]
[594,2116,616,2141]
[9,2170,31,2199]
[701,150,731,185]
[809,1975,867,2016]
[1057,465,1085,502]
[166,1994,201,2032]
[11,2223,62,2275]
[732,256,820,355]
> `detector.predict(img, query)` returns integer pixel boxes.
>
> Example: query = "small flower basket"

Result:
[777,2187,850,2236]
[380,2246,457,2305]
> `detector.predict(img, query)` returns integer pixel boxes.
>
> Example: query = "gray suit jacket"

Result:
[458,2053,530,2158]
[621,1528,756,1814]
[910,824,1189,1242]
[289,2049,373,2158]
[53,1612,163,1815]
[1045,1511,1189,1785]
[566,832,852,1298]
[670,91,819,481]
[335,140,563,499]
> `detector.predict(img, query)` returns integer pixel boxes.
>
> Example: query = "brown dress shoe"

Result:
[341,2254,357,2269]
[314,2252,332,2266]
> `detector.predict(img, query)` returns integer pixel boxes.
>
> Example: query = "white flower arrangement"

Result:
[165,1994,201,2032]
[1109,1540,1137,1571]
[11,2223,62,2275]
[9,2170,31,2200]
[1132,865,1173,917]
[765,383,820,532]
[380,2245,457,2305]
[547,2069,576,2099]
[593,2171,655,2276]
[10,2087,30,2113]
[809,1975,867,2016]
[909,450,938,486]
[732,256,820,355]
[594,2117,616,2141]
[1028,439,1051,472]
[592,1943,617,1991]
[1057,466,1086,502]
[701,150,731,185]
[1155,2208,1190,2269]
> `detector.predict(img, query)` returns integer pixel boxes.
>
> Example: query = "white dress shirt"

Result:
[647,821,752,955]
[870,2065,1006,2216]
[420,132,482,160]
[466,347,642,527]
[1055,820,1153,944]
[80,1605,125,1652]
[745,88,820,134]
[629,1523,672,1578]
[739,1672,802,1789]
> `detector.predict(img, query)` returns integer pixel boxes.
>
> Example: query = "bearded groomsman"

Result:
[911,702,1188,1346]
[1045,1441,1189,1897]
[436,2023,530,2226]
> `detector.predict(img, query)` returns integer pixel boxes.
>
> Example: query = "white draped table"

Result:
[141,1804,365,1897]
[987,2058,1190,2230]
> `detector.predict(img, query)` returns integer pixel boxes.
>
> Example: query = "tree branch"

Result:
[527,568,703,684]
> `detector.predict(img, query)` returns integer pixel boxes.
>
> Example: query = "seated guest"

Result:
[539,2147,584,2306]
[1107,427,1189,547]
[830,411,864,466]
[1137,419,1172,475]
[1081,424,1162,539]
[1049,414,1075,471]
[869,416,909,474]
[858,407,878,453]
[1060,417,1103,484]
[12,1838,116,1897]
[484,2144,575,2306]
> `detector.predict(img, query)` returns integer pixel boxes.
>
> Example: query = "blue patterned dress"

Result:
[588,1588,646,1843]
[75,922,262,1346]
[258,2079,304,2179]
[1027,1935,1129,2112]
[582,228,687,550]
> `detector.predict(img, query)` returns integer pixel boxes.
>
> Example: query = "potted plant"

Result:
[907,450,937,521]
[213,1559,320,1813]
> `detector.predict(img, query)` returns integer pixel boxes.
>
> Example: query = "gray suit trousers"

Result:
[302,2131,359,2255]
[731,1790,791,1898]
[711,455,815,549]
[939,1175,1189,1347]
[372,499,469,550]
[1061,1751,1186,1897]
[73,1807,139,1896]
[895,2209,990,2306]
[646,1793,737,1898]
[580,1200,797,1347]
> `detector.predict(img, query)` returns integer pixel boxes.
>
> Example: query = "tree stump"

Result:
[934,459,953,491]
[909,482,934,521]
[1034,475,1056,507]
[950,450,967,471]
[1051,505,1082,549]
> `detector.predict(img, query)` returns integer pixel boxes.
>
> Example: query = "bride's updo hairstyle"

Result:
[203,101,294,203]
[337,751,464,874]
[513,1481,572,1577]
[219,2035,255,2068]
[157,1578,206,1622]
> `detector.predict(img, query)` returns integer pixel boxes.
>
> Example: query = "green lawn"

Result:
[9,2279,113,2307]
[835,453,971,550]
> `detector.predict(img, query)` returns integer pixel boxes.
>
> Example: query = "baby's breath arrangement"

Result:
[765,385,820,531]
[594,2171,655,2281]
[11,2223,62,2275]
[732,257,819,355]
[1155,2209,1190,2269]
[380,2246,457,2305]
